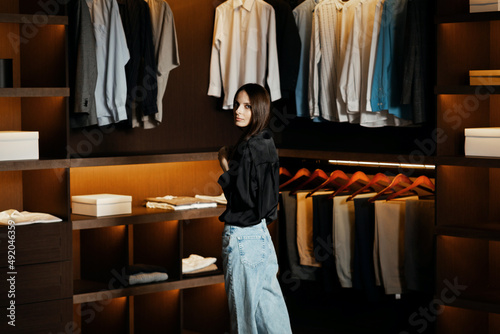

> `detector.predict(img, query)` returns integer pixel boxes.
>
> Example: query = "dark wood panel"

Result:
[80,297,129,334]
[0,158,69,171]
[0,1,18,14]
[19,0,65,16]
[0,97,21,130]
[133,220,180,280]
[436,237,490,301]
[436,224,500,240]
[22,168,69,220]
[436,166,489,226]
[70,151,218,167]
[435,85,500,95]
[0,22,20,87]
[436,306,488,334]
[0,170,23,209]
[436,0,471,18]
[436,95,490,156]
[0,298,73,334]
[0,13,67,24]
[437,22,490,86]
[80,226,128,283]
[182,284,229,334]
[0,221,71,267]
[134,290,181,334]
[20,24,66,87]
[22,97,68,159]
[0,261,72,306]
[0,87,69,96]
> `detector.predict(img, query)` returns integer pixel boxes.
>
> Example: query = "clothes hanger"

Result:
[279,167,293,188]
[305,169,349,198]
[279,167,311,190]
[385,175,435,201]
[280,167,292,178]
[327,170,370,199]
[346,172,391,201]
[289,168,329,196]
[367,173,413,203]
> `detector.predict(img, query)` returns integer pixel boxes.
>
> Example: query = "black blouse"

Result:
[218,129,279,227]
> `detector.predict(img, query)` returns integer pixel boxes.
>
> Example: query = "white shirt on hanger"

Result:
[308,0,362,122]
[208,0,281,109]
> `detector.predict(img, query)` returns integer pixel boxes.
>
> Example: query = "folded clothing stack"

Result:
[145,195,218,211]
[0,209,62,226]
[125,264,169,285]
[182,254,218,275]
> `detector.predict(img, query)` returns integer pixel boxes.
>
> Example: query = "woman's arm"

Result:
[218,146,230,172]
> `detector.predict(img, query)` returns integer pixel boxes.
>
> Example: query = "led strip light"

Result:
[328,160,435,169]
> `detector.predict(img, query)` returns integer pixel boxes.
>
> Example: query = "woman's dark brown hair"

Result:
[229,84,272,160]
[233,83,272,143]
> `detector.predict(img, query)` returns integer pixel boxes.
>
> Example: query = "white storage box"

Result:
[470,0,500,13]
[465,127,500,157]
[72,194,132,217]
[0,131,39,161]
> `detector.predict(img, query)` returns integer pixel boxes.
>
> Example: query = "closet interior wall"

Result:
[68,0,241,156]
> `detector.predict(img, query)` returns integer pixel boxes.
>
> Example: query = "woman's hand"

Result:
[218,146,230,172]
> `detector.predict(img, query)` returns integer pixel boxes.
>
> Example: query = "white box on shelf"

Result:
[0,131,39,161]
[465,127,500,157]
[72,194,132,217]
[470,0,500,12]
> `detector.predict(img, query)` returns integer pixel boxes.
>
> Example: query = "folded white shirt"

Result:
[184,263,218,275]
[146,201,217,211]
[182,254,217,273]
[0,209,63,226]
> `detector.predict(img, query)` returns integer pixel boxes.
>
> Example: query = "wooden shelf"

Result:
[436,156,500,168]
[72,206,226,230]
[0,13,68,25]
[277,148,436,165]
[435,85,500,95]
[0,87,70,97]
[436,12,500,24]
[70,151,219,168]
[0,158,69,171]
[436,223,500,240]
[444,288,500,314]
[73,274,225,304]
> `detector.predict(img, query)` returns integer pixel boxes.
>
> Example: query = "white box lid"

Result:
[465,127,500,137]
[72,194,132,204]
[0,131,39,141]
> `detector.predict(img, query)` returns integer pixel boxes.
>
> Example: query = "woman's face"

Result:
[234,90,252,128]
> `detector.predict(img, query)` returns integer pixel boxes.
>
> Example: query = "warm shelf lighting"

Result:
[328,160,435,169]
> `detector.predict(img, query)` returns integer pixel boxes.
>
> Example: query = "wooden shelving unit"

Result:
[72,206,225,230]
[435,1,500,331]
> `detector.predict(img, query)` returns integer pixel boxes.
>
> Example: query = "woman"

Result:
[218,83,293,334]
